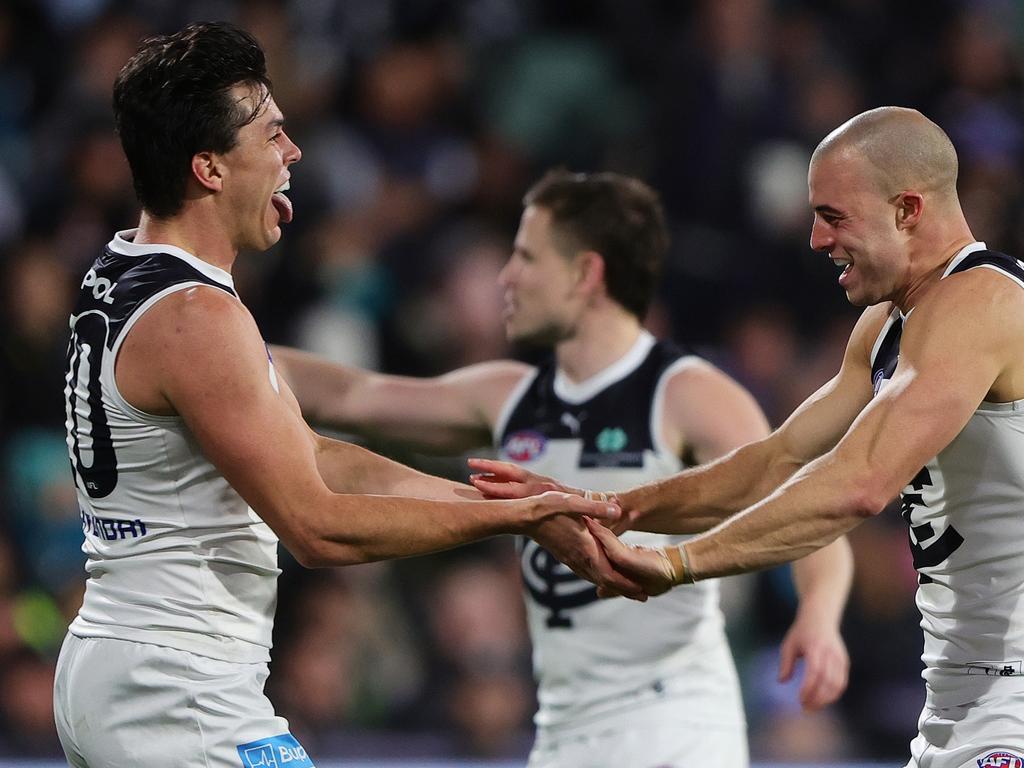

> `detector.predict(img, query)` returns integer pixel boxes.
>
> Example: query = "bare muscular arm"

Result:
[593,268,1024,592]
[270,345,530,452]
[117,287,619,569]
[617,306,885,534]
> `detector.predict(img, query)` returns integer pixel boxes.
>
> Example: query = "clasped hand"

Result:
[468,458,677,600]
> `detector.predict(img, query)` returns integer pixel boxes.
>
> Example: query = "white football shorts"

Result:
[54,632,314,767]
[527,640,747,768]
[906,691,1024,768]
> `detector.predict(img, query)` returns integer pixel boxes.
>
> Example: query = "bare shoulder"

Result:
[919,262,1024,319]
[660,355,740,398]
[848,302,897,360]
[117,285,261,413]
[661,356,769,460]
[904,266,1024,401]
[906,266,1024,349]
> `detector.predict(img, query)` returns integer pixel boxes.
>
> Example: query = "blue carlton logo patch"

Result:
[237,733,314,768]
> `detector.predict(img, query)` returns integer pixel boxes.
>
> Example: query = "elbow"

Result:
[846,480,892,519]
[287,533,329,569]
[287,529,371,569]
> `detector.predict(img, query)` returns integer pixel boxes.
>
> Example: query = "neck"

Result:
[134,205,237,273]
[555,305,644,383]
[892,214,976,313]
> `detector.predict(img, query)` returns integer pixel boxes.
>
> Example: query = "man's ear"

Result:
[894,191,924,231]
[576,250,607,296]
[191,151,223,193]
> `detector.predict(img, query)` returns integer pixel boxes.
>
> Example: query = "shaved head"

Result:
[811,107,959,200]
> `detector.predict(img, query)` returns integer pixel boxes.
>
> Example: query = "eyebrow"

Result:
[814,205,843,216]
[267,117,285,132]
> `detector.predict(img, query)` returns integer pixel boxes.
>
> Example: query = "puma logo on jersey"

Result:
[560,411,585,435]
[81,268,117,304]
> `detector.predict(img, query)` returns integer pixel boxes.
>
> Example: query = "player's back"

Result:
[64,230,279,663]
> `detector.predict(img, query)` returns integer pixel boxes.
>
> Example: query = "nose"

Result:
[283,130,302,165]
[498,256,516,288]
[809,216,834,253]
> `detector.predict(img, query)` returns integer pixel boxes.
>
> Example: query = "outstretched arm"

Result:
[471,306,885,533]
[122,288,619,571]
[595,268,1021,592]
[270,345,530,452]
[617,308,883,533]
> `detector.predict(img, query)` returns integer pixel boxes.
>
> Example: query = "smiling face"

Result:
[217,84,301,252]
[498,205,587,345]
[808,148,911,307]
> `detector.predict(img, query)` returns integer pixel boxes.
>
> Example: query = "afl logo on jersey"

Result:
[503,430,547,461]
[978,752,1024,768]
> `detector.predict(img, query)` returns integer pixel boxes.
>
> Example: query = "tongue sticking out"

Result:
[271,192,293,224]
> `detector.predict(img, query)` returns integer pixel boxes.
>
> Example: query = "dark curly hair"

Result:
[113,21,272,217]
[523,170,668,320]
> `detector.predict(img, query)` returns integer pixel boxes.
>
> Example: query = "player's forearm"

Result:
[314,434,480,500]
[790,536,853,630]
[622,436,803,534]
[683,451,879,580]
[298,494,523,566]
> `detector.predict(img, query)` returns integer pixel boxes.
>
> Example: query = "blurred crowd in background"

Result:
[2,0,1022,761]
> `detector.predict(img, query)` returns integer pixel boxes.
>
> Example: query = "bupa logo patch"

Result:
[978,751,1024,768]
[503,430,547,461]
[237,733,314,768]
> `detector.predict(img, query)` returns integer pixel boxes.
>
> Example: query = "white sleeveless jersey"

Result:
[64,230,280,663]
[871,241,1024,708]
[495,331,734,729]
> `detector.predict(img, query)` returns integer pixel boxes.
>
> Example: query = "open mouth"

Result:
[271,180,293,224]
[832,256,852,283]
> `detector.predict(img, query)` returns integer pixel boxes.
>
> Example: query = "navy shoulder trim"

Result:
[948,250,1024,284]
[72,248,236,350]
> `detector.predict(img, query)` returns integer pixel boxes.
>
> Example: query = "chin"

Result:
[251,225,282,252]
[845,287,886,308]
[844,291,870,307]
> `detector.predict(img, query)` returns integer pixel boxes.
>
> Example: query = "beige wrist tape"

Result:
[583,489,609,503]
[665,543,696,585]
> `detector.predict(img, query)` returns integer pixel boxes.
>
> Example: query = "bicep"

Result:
[834,310,1003,500]
[158,298,332,554]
